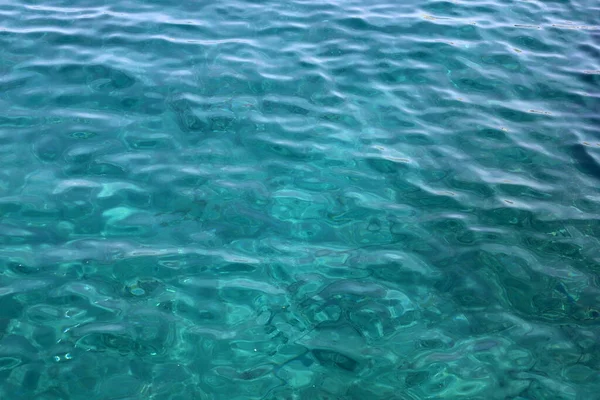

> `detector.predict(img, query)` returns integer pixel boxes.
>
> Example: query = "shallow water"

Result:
[1,0,600,399]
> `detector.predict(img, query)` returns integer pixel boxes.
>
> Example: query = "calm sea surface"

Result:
[1,0,599,399]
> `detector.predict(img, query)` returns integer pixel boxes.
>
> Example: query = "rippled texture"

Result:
[1,0,599,398]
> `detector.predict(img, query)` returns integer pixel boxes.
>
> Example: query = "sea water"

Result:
[0,0,599,399]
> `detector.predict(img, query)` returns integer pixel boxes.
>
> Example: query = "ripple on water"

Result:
[0,0,599,398]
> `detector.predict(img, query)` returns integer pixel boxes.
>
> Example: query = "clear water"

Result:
[1,0,599,398]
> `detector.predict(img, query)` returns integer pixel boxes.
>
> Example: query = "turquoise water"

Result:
[1,0,599,398]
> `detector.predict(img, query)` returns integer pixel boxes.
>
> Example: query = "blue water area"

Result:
[1,0,599,398]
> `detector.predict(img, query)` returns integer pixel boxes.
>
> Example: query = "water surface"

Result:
[1,0,600,399]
